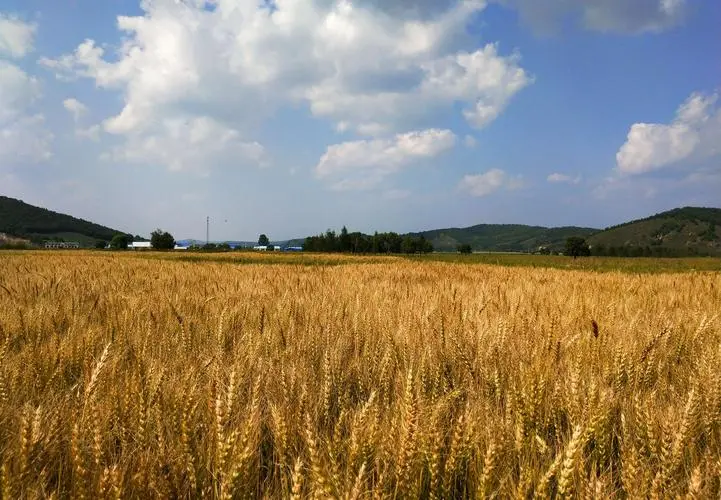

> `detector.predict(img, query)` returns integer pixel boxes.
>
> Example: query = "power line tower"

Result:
[206,216,210,246]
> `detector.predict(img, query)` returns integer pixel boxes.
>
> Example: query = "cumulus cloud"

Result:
[103,116,267,173]
[316,128,456,190]
[616,91,721,175]
[458,168,523,196]
[76,124,101,142]
[547,172,581,184]
[39,0,529,172]
[0,114,53,163]
[62,98,101,141]
[464,135,478,148]
[354,0,463,19]
[0,58,51,164]
[0,14,35,58]
[308,42,531,133]
[63,98,88,123]
[0,60,40,123]
[498,0,686,34]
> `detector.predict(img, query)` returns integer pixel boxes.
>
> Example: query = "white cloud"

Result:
[0,114,53,163]
[76,124,101,142]
[616,91,721,175]
[498,0,686,34]
[63,98,99,140]
[309,42,532,134]
[0,60,40,123]
[316,128,456,189]
[458,168,523,197]
[63,98,88,123]
[592,167,721,205]
[39,0,529,172]
[0,60,51,164]
[0,14,35,58]
[383,188,411,200]
[104,116,266,173]
[464,135,477,148]
[547,172,581,184]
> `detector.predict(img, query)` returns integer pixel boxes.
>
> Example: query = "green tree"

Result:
[457,243,472,254]
[418,236,433,254]
[151,229,175,250]
[339,226,352,252]
[110,234,130,250]
[702,223,717,241]
[401,236,417,254]
[258,234,270,246]
[565,237,591,258]
[95,240,107,249]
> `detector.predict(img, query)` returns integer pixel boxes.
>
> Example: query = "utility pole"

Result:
[206,216,209,246]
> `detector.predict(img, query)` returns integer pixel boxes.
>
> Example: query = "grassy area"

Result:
[3,249,720,273]
[161,252,395,267]
[406,252,721,273]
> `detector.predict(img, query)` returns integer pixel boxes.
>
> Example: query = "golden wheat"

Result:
[0,251,719,498]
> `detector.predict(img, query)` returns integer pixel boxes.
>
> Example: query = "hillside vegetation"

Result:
[410,224,598,253]
[1,252,720,497]
[589,207,721,256]
[3,194,719,255]
[0,196,124,246]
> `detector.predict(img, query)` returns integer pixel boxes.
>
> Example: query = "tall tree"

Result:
[109,234,130,250]
[565,237,591,258]
[457,243,472,254]
[339,226,351,252]
[258,234,270,246]
[151,229,175,250]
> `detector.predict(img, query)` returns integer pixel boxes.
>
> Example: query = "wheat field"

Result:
[0,251,720,499]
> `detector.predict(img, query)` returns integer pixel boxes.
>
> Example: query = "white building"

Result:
[129,241,152,250]
[252,245,282,251]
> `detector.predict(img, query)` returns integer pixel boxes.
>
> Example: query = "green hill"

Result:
[0,196,127,247]
[588,207,721,256]
[410,224,599,252]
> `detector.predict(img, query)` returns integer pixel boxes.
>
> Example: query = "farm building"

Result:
[129,241,152,250]
[44,241,80,249]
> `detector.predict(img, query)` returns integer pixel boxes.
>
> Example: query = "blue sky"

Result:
[1,0,719,241]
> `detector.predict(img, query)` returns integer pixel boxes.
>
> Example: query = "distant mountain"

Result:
[588,207,721,256]
[4,195,718,255]
[0,196,128,247]
[408,224,599,252]
[175,239,297,248]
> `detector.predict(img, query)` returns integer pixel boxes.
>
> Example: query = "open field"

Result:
[407,252,721,273]
[1,251,720,498]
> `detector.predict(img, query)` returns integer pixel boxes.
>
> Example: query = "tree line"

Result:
[562,237,716,258]
[590,244,716,258]
[304,226,433,254]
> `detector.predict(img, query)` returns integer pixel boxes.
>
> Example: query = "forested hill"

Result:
[409,224,599,252]
[587,207,721,256]
[0,196,126,246]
